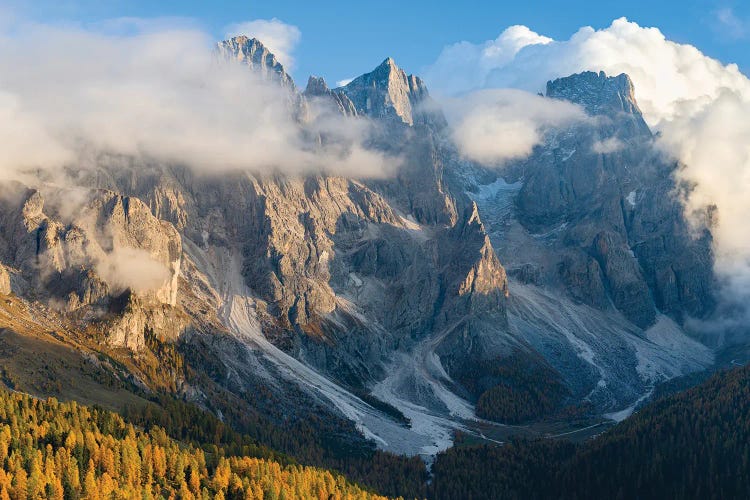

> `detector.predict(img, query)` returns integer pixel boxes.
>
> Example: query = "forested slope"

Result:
[431,365,750,500]
[0,387,395,499]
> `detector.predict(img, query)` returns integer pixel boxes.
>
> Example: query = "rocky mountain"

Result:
[0,37,720,477]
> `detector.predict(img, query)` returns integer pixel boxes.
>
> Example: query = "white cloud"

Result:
[426,17,750,326]
[426,18,750,126]
[95,247,171,295]
[424,25,552,96]
[224,18,301,70]
[0,19,393,180]
[443,89,586,165]
[336,78,354,88]
[592,137,624,154]
[658,90,750,311]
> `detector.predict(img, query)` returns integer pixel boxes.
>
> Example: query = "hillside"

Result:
[430,364,750,499]
[0,386,393,499]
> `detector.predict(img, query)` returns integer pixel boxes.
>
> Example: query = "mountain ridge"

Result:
[0,36,722,486]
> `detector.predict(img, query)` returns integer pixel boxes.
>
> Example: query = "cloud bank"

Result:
[0,18,392,180]
[426,17,750,329]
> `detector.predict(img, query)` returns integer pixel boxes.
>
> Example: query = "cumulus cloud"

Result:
[658,90,750,313]
[443,89,586,165]
[426,18,750,126]
[426,17,750,329]
[224,18,301,70]
[0,18,393,180]
[424,25,551,96]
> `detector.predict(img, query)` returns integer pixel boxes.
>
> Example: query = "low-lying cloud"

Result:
[0,18,393,180]
[426,17,750,331]
[443,89,586,165]
[95,247,171,296]
[592,137,625,154]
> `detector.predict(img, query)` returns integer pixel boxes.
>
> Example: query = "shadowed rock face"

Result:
[511,70,714,327]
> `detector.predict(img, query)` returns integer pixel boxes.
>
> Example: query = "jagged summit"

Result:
[336,57,439,127]
[304,75,330,94]
[303,75,357,116]
[547,70,651,136]
[546,71,639,115]
[216,35,295,89]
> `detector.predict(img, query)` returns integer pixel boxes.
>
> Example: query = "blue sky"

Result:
[6,0,750,85]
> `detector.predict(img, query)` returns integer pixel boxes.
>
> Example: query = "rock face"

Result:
[0,185,183,348]
[591,231,656,328]
[546,71,651,137]
[509,71,714,327]
[338,57,444,128]
[303,76,357,116]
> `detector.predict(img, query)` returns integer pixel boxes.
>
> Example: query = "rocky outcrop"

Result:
[450,203,508,303]
[0,265,10,295]
[106,291,187,350]
[0,184,183,348]
[557,253,609,309]
[303,76,357,116]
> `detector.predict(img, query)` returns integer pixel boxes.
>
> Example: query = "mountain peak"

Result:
[216,36,295,89]
[337,57,440,127]
[303,75,357,115]
[546,71,650,135]
[304,75,329,95]
[377,57,399,71]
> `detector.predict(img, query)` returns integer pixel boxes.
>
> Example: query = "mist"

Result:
[441,89,587,165]
[0,19,394,180]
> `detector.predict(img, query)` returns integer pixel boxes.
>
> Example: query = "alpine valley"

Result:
[0,33,747,500]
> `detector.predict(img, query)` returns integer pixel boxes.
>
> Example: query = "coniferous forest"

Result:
[0,364,747,498]
[429,365,750,500]
[0,388,391,499]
